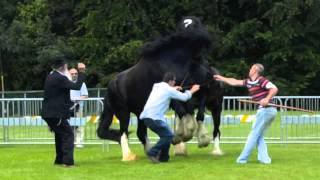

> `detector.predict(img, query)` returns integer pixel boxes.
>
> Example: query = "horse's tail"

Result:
[97,90,121,143]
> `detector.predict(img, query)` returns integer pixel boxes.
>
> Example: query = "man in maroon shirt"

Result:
[214,63,278,164]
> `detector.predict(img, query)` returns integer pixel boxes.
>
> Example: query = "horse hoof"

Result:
[197,135,210,148]
[212,150,224,156]
[182,135,193,142]
[174,152,188,156]
[174,143,187,156]
[198,140,210,148]
[181,129,194,142]
[172,136,183,145]
[122,153,137,161]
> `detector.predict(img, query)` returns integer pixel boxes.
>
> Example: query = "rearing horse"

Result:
[97,17,215,161]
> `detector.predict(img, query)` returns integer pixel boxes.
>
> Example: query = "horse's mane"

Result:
[140,17,212,60]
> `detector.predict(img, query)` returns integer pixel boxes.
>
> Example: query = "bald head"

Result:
[254,63,264,75]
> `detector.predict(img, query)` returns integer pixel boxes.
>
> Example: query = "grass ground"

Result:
[0,144,319,180]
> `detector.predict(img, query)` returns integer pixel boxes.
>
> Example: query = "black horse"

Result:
[97,17,221,161]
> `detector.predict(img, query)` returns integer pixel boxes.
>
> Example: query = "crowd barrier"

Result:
[0,96,319,144]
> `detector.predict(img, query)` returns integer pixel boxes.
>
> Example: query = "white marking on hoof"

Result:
[121,133,137,161]
[212,149,224,156]
[212,136,224,156]
[122,152,137,161]
[174,142,187,156]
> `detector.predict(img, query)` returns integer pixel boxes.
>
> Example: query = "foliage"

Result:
[0,0,319,95]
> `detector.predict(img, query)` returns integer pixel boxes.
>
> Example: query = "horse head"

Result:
[140,16,213,62]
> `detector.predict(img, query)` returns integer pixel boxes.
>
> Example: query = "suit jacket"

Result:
[41,70,85,119]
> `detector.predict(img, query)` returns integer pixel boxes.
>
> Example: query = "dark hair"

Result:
[50,55,67,69]
[163,72,176,83]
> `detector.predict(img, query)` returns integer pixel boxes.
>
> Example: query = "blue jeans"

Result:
[142,118,174,162]
[237,107,277,164]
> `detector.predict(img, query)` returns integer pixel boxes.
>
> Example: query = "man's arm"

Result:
[170,85,200,102]
[260,85,278,107]
[62,73,85,90]
[213,75,244,87]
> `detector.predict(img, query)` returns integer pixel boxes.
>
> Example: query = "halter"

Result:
[179,65,216,90]
[181,79,215,90]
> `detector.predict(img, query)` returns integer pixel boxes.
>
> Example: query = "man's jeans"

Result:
[237,107,277,164]
[142,118,174,162]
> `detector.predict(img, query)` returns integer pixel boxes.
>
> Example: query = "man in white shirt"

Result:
[140,72,200,163]
[69,68,88,148]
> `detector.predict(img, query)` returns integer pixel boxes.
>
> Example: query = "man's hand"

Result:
[213,74,244,87]
[190,84,200,94]
[174,86,183,91]
[78,63,86,73]
[259,98,270,107]
[213,75,224,81]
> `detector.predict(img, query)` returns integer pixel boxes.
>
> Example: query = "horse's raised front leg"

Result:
[173,101,198,142]
[172,101,197,156]
[196,95,210,148]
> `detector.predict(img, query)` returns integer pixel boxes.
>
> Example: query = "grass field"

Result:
[0,144,319,180]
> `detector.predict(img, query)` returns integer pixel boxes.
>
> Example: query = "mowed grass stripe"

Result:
[0,144,319,180]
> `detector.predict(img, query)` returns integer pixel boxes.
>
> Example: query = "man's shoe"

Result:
[147,155,160,164]
[63,164,75,168]
[159,159,169,163]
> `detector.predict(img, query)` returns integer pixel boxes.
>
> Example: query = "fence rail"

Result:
[1,88,107,98]
[1,96,319,144]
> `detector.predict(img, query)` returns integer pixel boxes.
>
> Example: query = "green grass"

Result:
[0,144,319,180]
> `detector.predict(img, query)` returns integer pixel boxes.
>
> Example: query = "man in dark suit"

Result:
[41,56,86,167]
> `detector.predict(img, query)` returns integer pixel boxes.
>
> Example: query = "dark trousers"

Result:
[142,118,174,162]
[44,118,74,165]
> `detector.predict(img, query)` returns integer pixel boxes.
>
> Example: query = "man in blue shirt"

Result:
[140,72,200,163]
[69,68,89,148]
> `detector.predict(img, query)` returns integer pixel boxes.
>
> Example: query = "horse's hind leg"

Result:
[210,101,224,156]
[137,118,151,154]
[97,97,121,143]
[116,110,137,161]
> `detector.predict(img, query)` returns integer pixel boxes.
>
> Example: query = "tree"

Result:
[1,0,319,95]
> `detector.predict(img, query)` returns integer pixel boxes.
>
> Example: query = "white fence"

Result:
[0,96,319,144]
